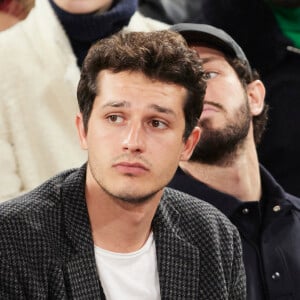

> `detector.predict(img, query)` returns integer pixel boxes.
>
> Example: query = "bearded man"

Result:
[169,23,300,300]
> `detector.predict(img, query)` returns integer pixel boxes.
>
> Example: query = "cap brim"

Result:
[170,23,252,74]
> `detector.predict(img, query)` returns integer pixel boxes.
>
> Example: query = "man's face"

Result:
[190,46,252,165]
[77,70,200,204]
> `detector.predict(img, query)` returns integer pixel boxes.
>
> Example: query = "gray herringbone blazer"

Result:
[0,165,246,299]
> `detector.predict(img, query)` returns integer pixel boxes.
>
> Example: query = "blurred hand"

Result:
[0,11,19,31]
[0,0,34,31]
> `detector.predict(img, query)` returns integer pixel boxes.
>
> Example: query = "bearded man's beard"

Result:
[190,100,251,166]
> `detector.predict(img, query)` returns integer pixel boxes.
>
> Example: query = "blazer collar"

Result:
[60,164,104,299]
[153,189,203,299]
[59,167,204,299]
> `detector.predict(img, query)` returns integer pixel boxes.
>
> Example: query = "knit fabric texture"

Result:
[0,165,246,299]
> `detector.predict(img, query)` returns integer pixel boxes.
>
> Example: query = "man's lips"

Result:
[113,162,149,175]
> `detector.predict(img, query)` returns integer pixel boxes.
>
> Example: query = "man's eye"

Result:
[150,120,167,129]
[108,115,124,123]
[203,71,218,80]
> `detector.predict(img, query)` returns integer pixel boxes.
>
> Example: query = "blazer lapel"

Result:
[65,253,103,299]
[60,165,104,299]
[153,198,203,299]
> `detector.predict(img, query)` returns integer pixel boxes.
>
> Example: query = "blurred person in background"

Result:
[0,0,167,201]
[139,0,300,197]
[169,23,300,300]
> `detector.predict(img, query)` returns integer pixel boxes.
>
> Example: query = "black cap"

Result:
[171,23,252,73]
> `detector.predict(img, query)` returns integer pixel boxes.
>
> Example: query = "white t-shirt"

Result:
[94,232,161,300]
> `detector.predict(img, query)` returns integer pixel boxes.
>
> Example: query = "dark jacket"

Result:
[169,165,300,300]
[0,165,246,299]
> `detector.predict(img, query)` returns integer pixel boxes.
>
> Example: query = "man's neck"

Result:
[180,142,262,202]
[85,170,161,253]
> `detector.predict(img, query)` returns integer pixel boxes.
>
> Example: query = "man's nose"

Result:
[122,123,146,153]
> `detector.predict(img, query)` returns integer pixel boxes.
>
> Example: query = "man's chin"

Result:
[108,189,161,205]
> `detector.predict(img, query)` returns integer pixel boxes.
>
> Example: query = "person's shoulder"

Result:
[285,192,300,209]
[163,187,234,229]
[161,188,241,254]
[261,165,300,210]
[125,11,170,32]
[0,167,82,260]
[0,168,78,224]
[0,167,83,273]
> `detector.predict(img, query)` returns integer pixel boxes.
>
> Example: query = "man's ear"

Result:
[180,126,201,161]
[75,113,88,150]
[247,80,265,116]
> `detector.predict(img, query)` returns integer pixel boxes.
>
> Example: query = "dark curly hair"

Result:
[77,30,206,140]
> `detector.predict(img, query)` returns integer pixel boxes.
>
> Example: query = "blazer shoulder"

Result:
[162,187,239,239]
[0,168,77,223]
[163,187,230,220]
[0,168,82,265]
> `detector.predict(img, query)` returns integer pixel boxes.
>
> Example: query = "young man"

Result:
[0,30,246,299]
[0,0,168,202]
[169,23,300,300]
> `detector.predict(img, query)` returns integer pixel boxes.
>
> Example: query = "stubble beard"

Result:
[89,161,163,205]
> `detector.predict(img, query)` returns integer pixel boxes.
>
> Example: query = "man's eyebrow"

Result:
[101,101,130,108]
[201,56,223,64]
[149,104,176,116]
[101,102,176,116]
